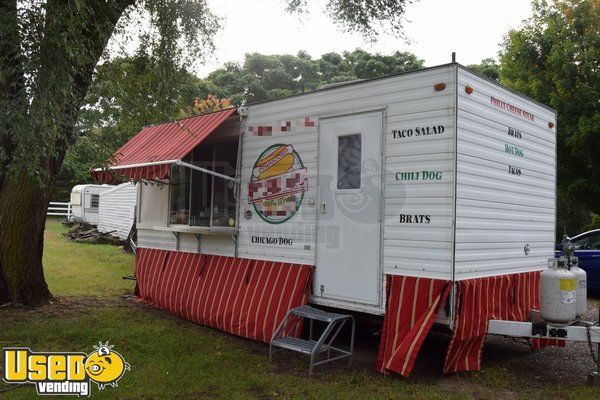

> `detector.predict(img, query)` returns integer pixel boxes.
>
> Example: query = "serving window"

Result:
[169,139,238,227]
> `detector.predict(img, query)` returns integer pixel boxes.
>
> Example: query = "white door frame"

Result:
[313,109,386,310]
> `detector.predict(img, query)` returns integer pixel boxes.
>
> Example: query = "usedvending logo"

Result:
[3,341,130,396]
[248,144,308,224]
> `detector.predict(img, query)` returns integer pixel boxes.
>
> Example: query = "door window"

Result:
[337,134,362,190]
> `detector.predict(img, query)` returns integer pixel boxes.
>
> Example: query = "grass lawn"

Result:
[1,219,599,399]
[42,219,134,297]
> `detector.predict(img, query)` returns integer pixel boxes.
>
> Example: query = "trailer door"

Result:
[316,112,383,306]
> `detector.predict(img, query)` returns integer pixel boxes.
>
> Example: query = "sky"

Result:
[195,0,533,77]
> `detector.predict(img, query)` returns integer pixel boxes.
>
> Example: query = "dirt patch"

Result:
[129,294,599,386]
[1,294,137,321]
[248,296,600,388]
[481,295,600,386]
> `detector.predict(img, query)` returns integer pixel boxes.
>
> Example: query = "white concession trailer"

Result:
[95,64,600,377]
[132,63,556,314]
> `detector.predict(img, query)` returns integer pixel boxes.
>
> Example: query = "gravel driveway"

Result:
[343,293,600,390]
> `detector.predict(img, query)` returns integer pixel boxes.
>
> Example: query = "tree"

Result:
[285,0,412,39]
[467,58,500,81]
[499,0,600,237]
[57,48,424,200]
[56,54,208,200]
[0,0,413,305]
[319,52,345,81]
[193,94,231,114]
[201,49,424,105]
[344,49,424,79]
[0,0,219,305]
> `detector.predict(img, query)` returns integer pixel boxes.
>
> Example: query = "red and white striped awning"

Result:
[92,108,237,183]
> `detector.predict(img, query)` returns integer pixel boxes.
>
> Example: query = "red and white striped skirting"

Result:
[377,276,451,376]
[135,250,562,375]
[378,272,564,377]
[443,271,564,373]
[134,248,313,343]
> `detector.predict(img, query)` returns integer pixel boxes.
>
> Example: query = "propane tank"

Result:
[540,257,577,323]
[570,257,587,317]
[561,236,587,317]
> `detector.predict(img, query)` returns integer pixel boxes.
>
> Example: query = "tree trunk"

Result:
[0,173,52,305]
[0,0,135,305]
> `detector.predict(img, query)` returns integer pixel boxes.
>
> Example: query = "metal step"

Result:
[290,305,349,323]
[270,337,327,355]
[270,305,356,373]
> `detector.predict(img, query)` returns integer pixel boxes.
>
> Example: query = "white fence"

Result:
[48,202,72,221]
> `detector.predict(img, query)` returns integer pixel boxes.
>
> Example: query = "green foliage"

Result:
[207,49,425,104]
[0,0,415,304]
[499,0,600,237]
[286,0,412,39]
[55,54,207,199]
[0,0,220,188]
[467,58,500,81]
[56,49,424,199]
[582,213,600,232]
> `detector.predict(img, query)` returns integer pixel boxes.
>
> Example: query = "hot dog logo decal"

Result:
[248,144,308,224]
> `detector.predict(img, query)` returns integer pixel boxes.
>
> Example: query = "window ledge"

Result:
[152,225,238,236]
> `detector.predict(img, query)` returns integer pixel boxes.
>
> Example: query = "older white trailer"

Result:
[92,64,599,378]
[70,184,114,225]
[97,182,137,240]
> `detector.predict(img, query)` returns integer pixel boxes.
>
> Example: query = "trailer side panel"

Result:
[240,66,456,312]
[454,67,557,280]
[98,182,137,240]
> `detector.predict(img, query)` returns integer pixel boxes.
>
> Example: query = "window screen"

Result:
[169,140,238,227]
[190,145,214,227]
[210,143,238,227]
[337,134,362,189]
[90,194,99,208]
[169,164,190,225]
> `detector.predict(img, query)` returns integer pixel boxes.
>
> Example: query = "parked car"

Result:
[556,229,600,291]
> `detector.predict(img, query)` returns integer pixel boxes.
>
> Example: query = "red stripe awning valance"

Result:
[92,108,237,183]
[92,164,172,184]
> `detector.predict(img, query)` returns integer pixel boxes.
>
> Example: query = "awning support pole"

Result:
[176,160,239,183]
[93,159,240,183]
